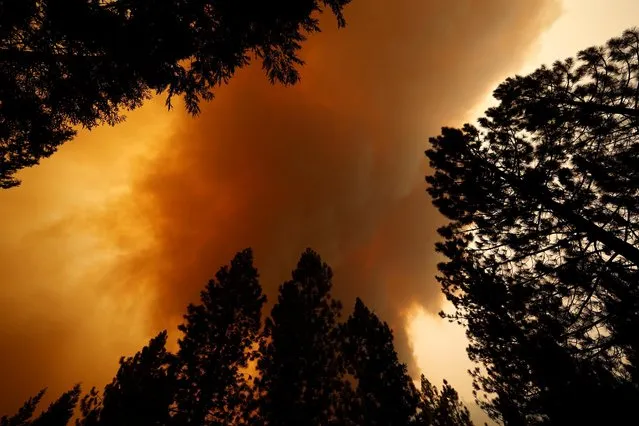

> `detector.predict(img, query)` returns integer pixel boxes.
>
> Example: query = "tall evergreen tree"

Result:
[175,248,266,426]
[257,248,344,426]
[426,28,639,424]
[30,386,81,426]
[76,331,176,426]
[3,247,477,426]
[341,298,418,426]
[0,0,352,188]
[1,386,80,426]
[414,376,473,426]
[1,390,46,426]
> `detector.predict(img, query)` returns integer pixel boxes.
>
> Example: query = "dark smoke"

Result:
[0,0,558,415]
[123,0,559,373]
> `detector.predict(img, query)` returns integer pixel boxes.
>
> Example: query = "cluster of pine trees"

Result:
[1,249,474,426]
[427,28,639,424]
[4,0,639,422]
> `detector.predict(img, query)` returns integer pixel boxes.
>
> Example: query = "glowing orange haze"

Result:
[0,0,558,414]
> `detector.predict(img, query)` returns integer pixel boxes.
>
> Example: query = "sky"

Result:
[0,0,636,422]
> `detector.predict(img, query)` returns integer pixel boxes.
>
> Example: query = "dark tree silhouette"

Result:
[174,248,266,426]
[414,376,473,426]
[0,0,352,188]
[30,386,81,426]
[1,390,46,426]
[5,248,473,426]
[76,331,176,426]
[426,28,639,424]
[341,298,419,426]
[256,248,345,426]
[1,386,80,426]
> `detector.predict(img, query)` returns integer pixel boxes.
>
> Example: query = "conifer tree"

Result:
[77,331,176,426]
[175,248,266,426]
[341,298,418,426]
[0,0,352,188]
[1,386,80,426]
[426,28,639,424]
[30,386,81,426]
[1,390,46,426]
[257,248,344,426]
[415,376,473,426]
[4,247,476,426]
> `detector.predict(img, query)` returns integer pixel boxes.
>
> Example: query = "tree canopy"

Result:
[1,248,474,426]
[1,386,80,426]
[78,331,176,426]
[426,27,639,425]
[414,376,473,426]
[0,0,352,188]
[175,248,265,426]
[341,298,419,426]
[257,249,344,425]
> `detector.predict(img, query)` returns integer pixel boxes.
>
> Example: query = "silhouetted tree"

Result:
[414,376,473,426]
[30,386,81,426]
[1,386,80,426]
[5,248,473,426]
[174,248,266,426]
[257,248,345,426]
[341,298,418,426]
[76,331,176,426]
[426,28,639,424]
[0,0,352,188]
[1,390,46,426]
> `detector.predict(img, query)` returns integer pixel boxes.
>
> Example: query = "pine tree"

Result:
[341,298,418,426]
[415,376,473,426]
[30,386,81,426]
[77,331,176,426]
[3,247,477,426]
[0,0,353,188]
[426,28,639,424]
[1,386,80,426]
[1,390,46,426]
[257,248,344,426]
[175,248,266,426]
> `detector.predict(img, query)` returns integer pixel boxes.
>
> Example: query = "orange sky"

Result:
[1,0,563,419]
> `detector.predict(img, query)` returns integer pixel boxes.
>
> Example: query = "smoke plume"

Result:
[0,0,558,414]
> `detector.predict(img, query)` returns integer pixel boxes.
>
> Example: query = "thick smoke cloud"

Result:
[0,0,558,414]
[125,0,558,367]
